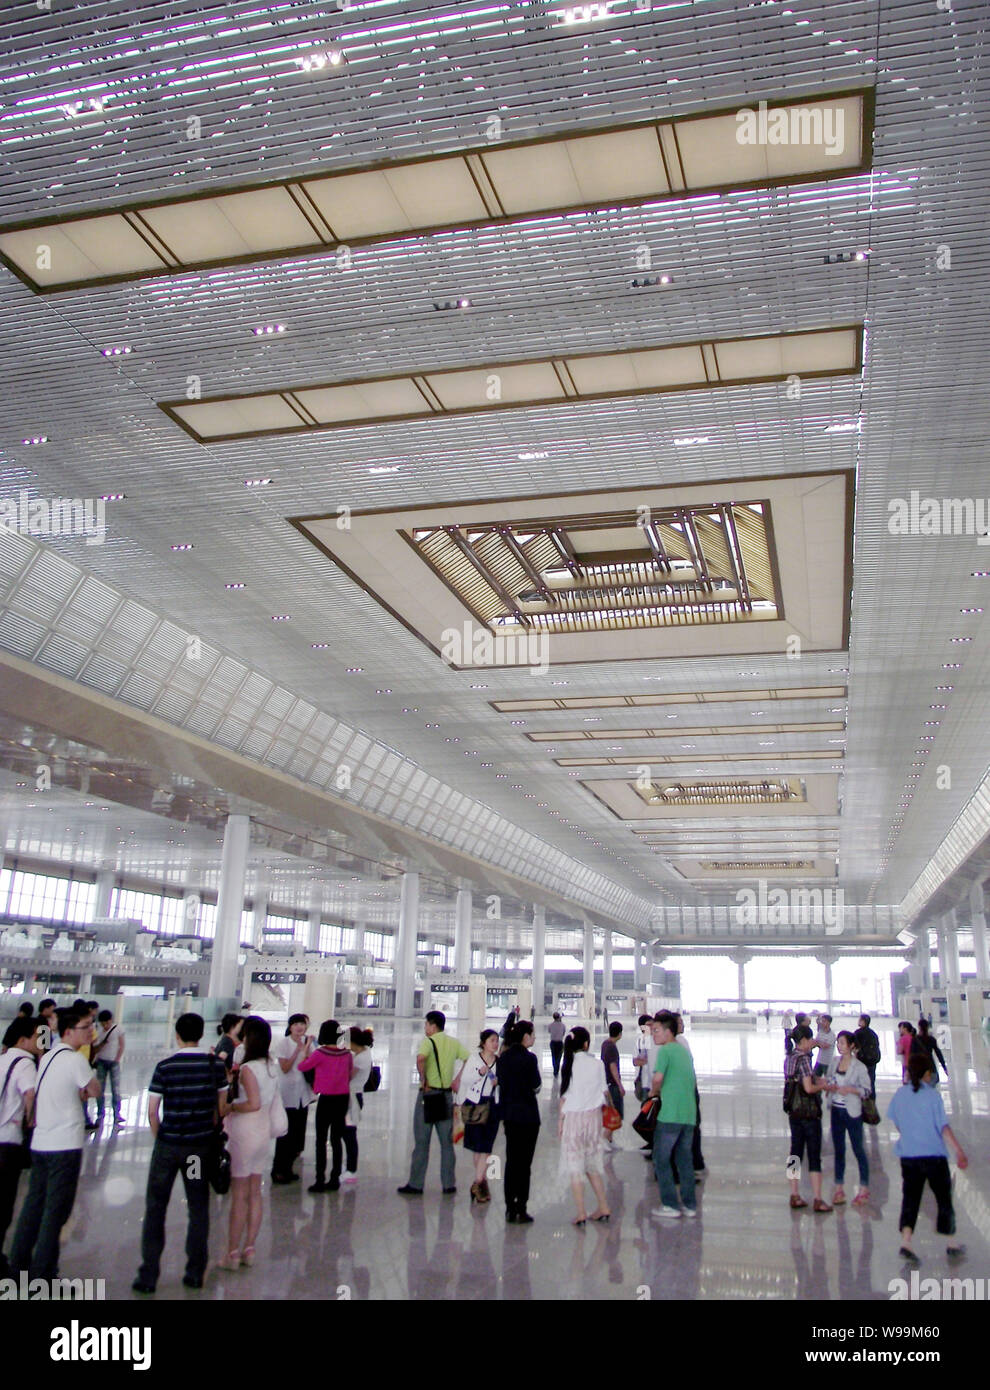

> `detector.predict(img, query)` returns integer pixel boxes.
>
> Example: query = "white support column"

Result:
[353,921,366,953]
[970,881,990,978]
[633,941,644,991]
[602,930,613,996]
[454,883,473,978]
[394,870,419,1017]
[208,813,250,999]
[93,869,115,920]
[251,887,269,949]
[307,907,322,953]
[939,911,961,986]
[583,923,595,992]
[532,905,546,1016]
[730,949,750,1012]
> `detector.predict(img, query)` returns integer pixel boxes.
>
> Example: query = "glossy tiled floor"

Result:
[20,1016,990,1300]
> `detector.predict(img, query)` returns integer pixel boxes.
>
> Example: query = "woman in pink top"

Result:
[298,1020,353,1192]
[896,1021,916,1081]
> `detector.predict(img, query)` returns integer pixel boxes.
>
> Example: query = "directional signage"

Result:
[251,970,305,985]
[432,983,469,993]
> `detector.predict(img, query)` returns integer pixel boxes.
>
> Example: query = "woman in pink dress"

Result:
[219,1016,281,1269]
[896,1021,917,1082]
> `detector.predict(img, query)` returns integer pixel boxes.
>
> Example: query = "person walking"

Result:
[782,1008,795,1054]
[0,1016,39,1273]
[600,1021,624,1148]
[633,1014,653,1103]
[131,1011,229,1294]
[853,1014,881,1098]
[896,1022,917,1082]
[548,1013,566,1079]
[9,1007,100,1280]
[497,1020,541,1224]
[824,1031,871,1207]
[398,1011,468,1196]
[784,1024,832,1213]
[461,1028,500,1204]
[915,1019,949,1083]
[91,1008,126,1128]
[648,1012,698,1219]
[559,1026,610,1226]
[271,1014,314,1184]
[299,1020,353,1194]
[219,1016,282,1269]
[343,1026,374,1185]
[886,1052,968,1262]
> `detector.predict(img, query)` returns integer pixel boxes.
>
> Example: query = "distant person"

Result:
[648,1011,698,1219]
[214,1014,243,1079]
[397,1012,468,1197]
[132,1012,228,1294]
[219,1016,281,1270]
[9,1008,99,1280]
[343,1026,374,1184]
[633,1014,653,1103]
[559,1026,610,1226]
[496,1021,541,1224]
[887,1053,968,1262]
[548,1013,566,1078]
[852,1014,881,1098]
[824,1032,871,1207]
[784,1025,832,1213]
[460,1029,500,1204]
[916,1019,948,1083]
[271,1014,314,1184]
[782,1009,795,1054]
[37,1001,57,1052]
[0,1016,40,1273]
[299,1020,353,1193]
[815,1015,836,1076]
[896,1022,917,1082]
[600,1022,624,1146]
[2,1005,34,1053]
[91,1008,125,1127]
[602,1007,609,1028]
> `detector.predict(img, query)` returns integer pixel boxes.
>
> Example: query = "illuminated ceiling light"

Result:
[375,688,392,694]
[942,662,961,669]
[823,249,871,264]
[469,683,488,689]
[950,637,972,643]
[100,492,125,501]
[170,543,194,551]
[673,436,710,446]
[225,581,246,589]
[101,345,132,357]
[517,450,550,460]
[631,274,672,288]
[934,685,953,691]
[971,571,990,578]
[271,614,291,621]
[22,436,48,445]
[346,667,363,673]
[244,477,272,487]
[960,607,983,614]
[369,465,401,474]
[311,643,329,649]
[824,419,861,433]
[253,324,285,336]
[434,298,471,311]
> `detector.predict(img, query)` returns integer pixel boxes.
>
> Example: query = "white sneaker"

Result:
[651,1206,683,1219]
[683,1207,699,1218]
[341,1174,358,1185]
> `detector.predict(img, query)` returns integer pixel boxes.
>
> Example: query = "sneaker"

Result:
[397,1184,423,1196]
[515,1211,534,1223]
[341,1174,358,1185]
[947,1245,967,1260]
[651,1207,683,1219]
[683,1207,699,1218]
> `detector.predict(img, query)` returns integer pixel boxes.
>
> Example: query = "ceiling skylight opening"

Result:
[369,465,401,474]
[673,436,710,446]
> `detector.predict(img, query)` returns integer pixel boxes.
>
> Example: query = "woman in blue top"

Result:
[886,1052,968,1263]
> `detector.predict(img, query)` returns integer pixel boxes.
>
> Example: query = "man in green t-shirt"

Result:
[648,1012,698,1218]
[397,1011,469,1196]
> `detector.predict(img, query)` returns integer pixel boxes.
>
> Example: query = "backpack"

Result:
[857,1032,880,1067]
[363,1064,381,1093]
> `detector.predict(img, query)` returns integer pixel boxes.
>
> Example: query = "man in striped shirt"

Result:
[132,1012,227,1295]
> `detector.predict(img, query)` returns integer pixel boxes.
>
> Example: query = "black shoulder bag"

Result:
[422,1037,450,1123]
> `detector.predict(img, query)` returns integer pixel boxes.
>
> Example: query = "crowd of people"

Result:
[0,996,976,1292]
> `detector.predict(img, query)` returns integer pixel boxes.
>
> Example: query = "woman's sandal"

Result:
[241,1247,256,1267]
[217,1251,241,1270]
[572,1217,587,1227]
[832,1188,846,1205]
[789,1195,809,1209]
[589,1212,611,1222]
[813,1199,834,1213]
[852,1191,870,1207]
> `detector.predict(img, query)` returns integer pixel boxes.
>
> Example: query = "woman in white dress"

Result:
[220,1016,281,1269]
[559,1026,611,1226]
[343,1026,374,1183]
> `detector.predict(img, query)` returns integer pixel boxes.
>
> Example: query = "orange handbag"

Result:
[602,1102,622,1131]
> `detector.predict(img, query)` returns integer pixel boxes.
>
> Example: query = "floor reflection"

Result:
[22,1016,990,1300]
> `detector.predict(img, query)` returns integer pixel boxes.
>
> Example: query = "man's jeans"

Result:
[136,1138,211,1287]
[408,1091,455,1190]
[653,1122,697,1211]
[95,1060,122,1121]
[9,1149,83,1280]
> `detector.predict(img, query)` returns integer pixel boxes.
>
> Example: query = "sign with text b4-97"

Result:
[251,970,305,984]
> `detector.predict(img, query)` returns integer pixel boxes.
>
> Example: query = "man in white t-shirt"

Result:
[9,1007,99,1280]
[0,1015,40,1273]
[92,1008,126,1127]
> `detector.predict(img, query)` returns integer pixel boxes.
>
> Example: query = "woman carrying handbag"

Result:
[559,1027,612,1227]
[824,1031,872,1207]
[460,1029,501,1203]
